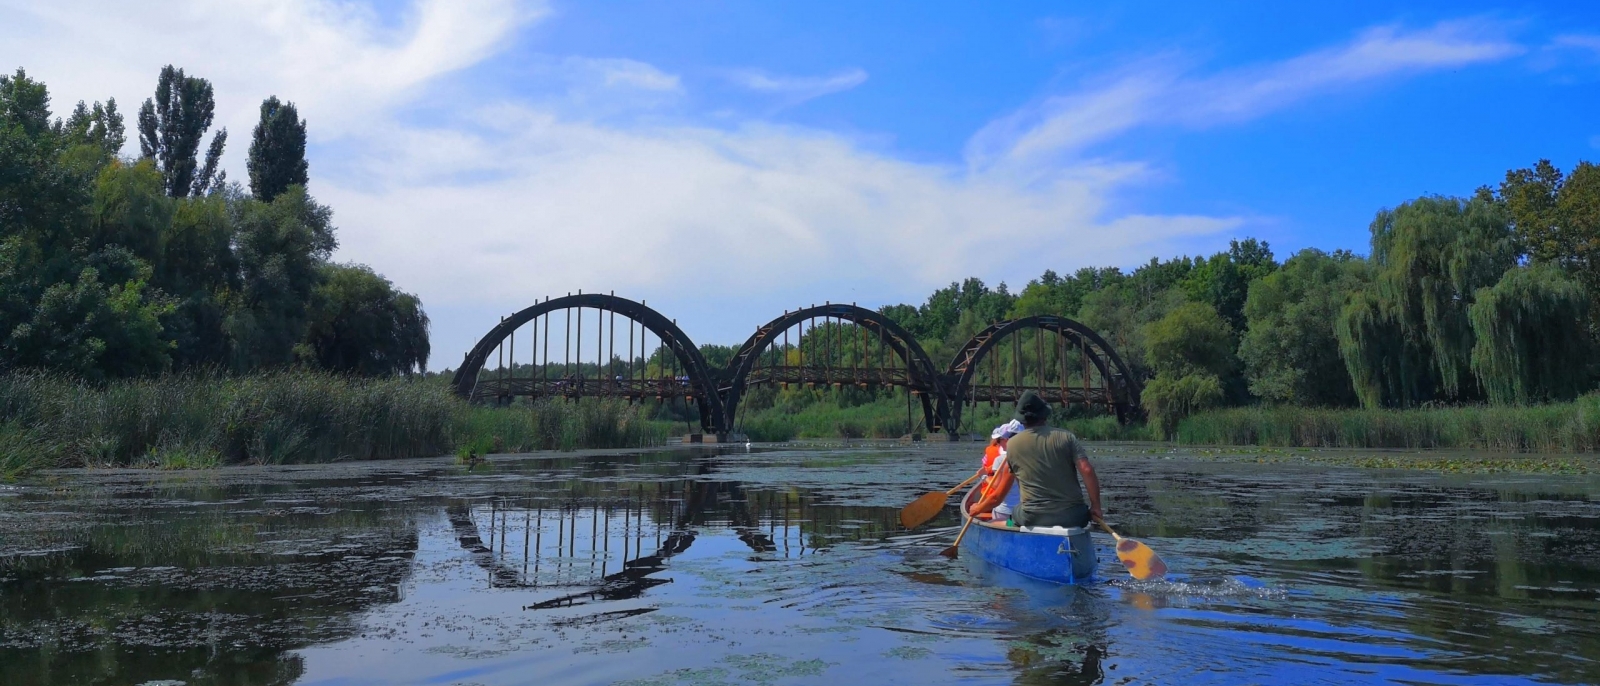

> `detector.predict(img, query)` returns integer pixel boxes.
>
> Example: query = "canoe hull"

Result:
[960,489,1097,585]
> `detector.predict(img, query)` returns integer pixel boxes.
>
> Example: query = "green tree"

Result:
[1141,371,1223,438]
[137,65,227,197]
[1009,266,1123,319]
[300,263,429,375]
[225,186,337,371]
[1494,159,1600,315]
[1467,264,1592,404]
[1240,249,1368,406]
[61,98,125,158]
[1139,302,1234,435]
[1144,301,1235,380]
[1337,195,1516,407]
[1180,238,1278,334]
[247,96,308,202]
[1078,279,1185,381]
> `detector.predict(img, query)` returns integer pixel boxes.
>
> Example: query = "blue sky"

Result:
[4,0,1599,367]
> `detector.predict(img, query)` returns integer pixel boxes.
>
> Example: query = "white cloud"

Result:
[727,68,869,104]
[968,19,1522,174]
[0,0,533,163]
[564,57,681,92]
[1551,34,1600,54]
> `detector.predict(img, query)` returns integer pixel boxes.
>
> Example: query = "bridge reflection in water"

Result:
[453,293,1144,437]
[448,479,902,611]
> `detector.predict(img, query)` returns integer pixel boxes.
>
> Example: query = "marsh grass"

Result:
[1176,395,1600,452]
[0,371,669,478]
[735,395,1142,442]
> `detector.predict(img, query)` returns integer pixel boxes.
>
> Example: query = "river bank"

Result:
[0,372,669,479]
[1174,395,1600,453]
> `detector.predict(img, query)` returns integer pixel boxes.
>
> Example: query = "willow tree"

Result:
[1468,264,1591,404]
[1336,196,1516,407]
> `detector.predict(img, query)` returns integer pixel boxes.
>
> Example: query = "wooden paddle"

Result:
[1094,516,1167,580]
[899,472,981,529]
[940,512,977,559]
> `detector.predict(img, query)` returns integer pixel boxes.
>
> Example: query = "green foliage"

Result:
[0,67,426,381]
[1178,238,1277,333]
[1338,195,1516,407]
[1493,159,1600,314]
[137,65,227,197]
[1468,264,1593,404]
[301,263,430,375]
[1241,248,1368,406]
[1142,371,1223,438]
[0,371,667,476]
[1077,280,1186,380]
[1144,302,1234,378]
[247,96,308,202]
[1174,394,1600,453]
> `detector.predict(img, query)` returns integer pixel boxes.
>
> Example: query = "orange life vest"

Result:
[981,443,1003,474]
[970,461,1014,519]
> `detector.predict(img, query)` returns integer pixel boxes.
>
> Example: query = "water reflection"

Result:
[0,446,1596,685]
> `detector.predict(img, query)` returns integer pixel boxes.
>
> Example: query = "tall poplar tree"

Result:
[137,65,227,197]
[246,96,307,202]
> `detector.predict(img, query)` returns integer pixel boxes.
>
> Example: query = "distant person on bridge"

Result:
[996,391,1104,529]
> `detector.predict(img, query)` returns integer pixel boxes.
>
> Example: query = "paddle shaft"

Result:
[941,511,978,558]
[1094,516,1123,541]
[947,472,981,495]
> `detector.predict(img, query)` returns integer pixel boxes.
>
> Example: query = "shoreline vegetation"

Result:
[2,371,1596,479]
[0,371,669,479]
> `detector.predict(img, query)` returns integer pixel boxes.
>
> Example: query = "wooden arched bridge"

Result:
[452,293,1141,438]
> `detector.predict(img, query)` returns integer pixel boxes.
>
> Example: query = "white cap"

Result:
[996,419,1024,439]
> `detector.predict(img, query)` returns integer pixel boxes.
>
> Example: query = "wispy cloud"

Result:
[969,19,1522,174]
[1551,34,1600,54]
[727,67,869,104]
[564,57,681,92]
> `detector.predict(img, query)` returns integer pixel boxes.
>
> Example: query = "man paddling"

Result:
[1003,390,1104,529]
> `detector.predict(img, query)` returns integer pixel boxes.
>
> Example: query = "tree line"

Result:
[1,66,428,381]
[879,161,1600,434]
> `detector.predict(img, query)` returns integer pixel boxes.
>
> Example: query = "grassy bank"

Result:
[0,371,669,479]
[734,393,1140,442]
[1174,394,1600,453]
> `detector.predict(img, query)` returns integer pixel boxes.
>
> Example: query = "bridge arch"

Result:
[451,293,726,434]
[945,315,1142,431]
[721,303,948,434]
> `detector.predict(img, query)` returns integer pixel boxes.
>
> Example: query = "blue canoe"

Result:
[958,487,1098,585]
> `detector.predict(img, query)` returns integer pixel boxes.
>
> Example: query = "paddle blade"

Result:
[1113,538,1168,580]
[899,491,950,529]
[939,544,959,559]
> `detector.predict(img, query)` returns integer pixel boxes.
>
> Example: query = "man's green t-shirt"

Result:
[1004,425,1088,526]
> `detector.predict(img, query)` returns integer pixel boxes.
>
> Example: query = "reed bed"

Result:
[0,371,668,478]
[1175,395,1600,452]
[736,396,1139,443]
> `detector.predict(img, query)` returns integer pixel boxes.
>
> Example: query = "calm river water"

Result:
[1,443,1597,685]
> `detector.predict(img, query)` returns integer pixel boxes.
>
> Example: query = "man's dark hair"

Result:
[1016,390,1051,426]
